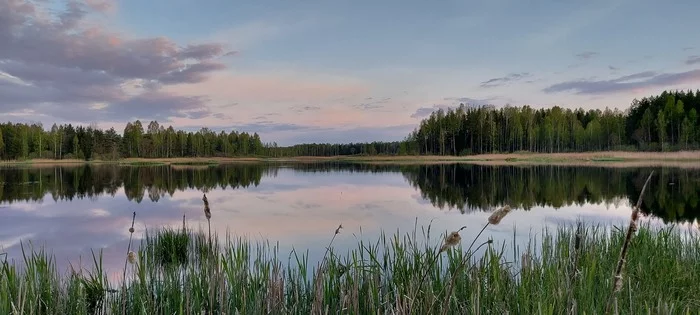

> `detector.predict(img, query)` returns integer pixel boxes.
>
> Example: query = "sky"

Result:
[1,0,700,145]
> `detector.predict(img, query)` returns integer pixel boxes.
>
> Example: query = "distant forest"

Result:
[0,90,698,160]
[403,89,700,155]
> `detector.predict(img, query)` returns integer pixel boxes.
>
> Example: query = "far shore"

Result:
[1,151,699,168]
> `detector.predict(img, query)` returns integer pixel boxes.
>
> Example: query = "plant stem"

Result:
[605,171,653,314]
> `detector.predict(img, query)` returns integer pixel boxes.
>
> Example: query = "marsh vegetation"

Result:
[2,214,699,314]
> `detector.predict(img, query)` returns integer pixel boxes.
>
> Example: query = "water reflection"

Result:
[0,163,698,281]
[2,163,699,223]
[0,164,273,203]
[398,165,700,224]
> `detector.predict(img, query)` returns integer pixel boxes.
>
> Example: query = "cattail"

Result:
[203,193,211,220]
[127,251,137,265]
[202,193,212,250]
[335,224,343,235]
[605,171,654,314]
[488,205,512,225]
[440,231,462,252]
[122,212,137,315]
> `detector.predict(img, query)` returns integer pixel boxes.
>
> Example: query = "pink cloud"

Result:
[84,0,117,13]
[164,72,369,104]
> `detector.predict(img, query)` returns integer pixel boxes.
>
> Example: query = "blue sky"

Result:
[1,0,699,145]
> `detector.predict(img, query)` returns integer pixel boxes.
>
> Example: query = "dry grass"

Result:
[0,158,87,166]
[2,150,700,168]
[466,150,700,161]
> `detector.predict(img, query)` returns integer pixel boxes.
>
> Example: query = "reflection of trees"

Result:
[400,164,700,224]
[635,168,700,224]
[0,164,273,204]
[279,162,407,174]
[1,163,698,224]
[401,165,625,212]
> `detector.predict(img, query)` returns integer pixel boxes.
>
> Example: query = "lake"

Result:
[1,163,698,280]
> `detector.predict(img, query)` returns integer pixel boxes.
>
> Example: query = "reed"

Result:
[120,212,135,315]
[1,214,700,313]
[606,171,654,314]
[202,193,212,248]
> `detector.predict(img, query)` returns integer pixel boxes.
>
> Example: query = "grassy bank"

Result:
[1,150,699,168]
[2,219,699,314]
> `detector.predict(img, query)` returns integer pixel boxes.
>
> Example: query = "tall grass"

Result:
[2,221,700,314]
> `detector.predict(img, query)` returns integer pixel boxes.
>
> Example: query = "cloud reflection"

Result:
[0,165,693,284]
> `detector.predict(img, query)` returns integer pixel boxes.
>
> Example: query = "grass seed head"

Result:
[202,193,212,220]
[488,205,512,225]
[128,227,134,234]
[127,251,137,265]
[335,224,343,235]
[440,231,462,252]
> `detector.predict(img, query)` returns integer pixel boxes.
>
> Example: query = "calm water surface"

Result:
[1,163,698,279]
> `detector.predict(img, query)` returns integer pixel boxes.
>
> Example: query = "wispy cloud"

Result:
[686,55,700,65]
[480,73,531,88]
[351,97,392,110]
[207,14,322,51]
[290,105,322,113]
[443,97,494,105]
[575,51,599,60]
[84,0,117,13]
[543,70,700,95]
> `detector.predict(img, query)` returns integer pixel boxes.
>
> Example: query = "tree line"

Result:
[1,90,699,160]
[404,90,700,155]
[0,119,407,159]
[0,120,267,160]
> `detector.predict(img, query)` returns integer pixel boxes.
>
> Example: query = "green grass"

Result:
[1,222,700,314]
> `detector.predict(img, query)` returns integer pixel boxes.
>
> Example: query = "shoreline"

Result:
[1,150,699,167]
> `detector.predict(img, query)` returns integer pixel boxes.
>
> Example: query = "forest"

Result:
[0,120,266,160]
[1,90,699,160]
[404,90,700,155]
